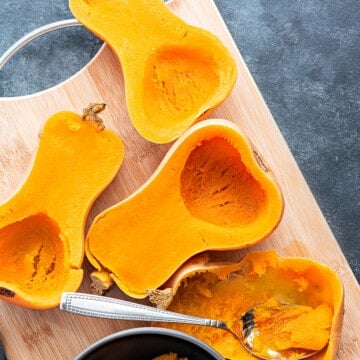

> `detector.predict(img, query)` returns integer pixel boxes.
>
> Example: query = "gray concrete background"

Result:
[0,1,359,282]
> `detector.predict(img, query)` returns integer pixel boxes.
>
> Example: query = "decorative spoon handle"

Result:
[61,292,227,329]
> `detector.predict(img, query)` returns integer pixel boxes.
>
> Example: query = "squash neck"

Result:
[73,0,187,54]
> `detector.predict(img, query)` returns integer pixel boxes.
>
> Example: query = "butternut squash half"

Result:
[86,119,284,298]
[69,0,237,143]
[0,104,125,308]
[152,250,344,360]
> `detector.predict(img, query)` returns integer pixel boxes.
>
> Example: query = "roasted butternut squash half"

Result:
[0,104,125,308]
[86,119,283,298]
[69,0,237,143]
[152,250,344,360]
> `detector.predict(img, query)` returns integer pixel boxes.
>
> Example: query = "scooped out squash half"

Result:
[0,104,125,309]
[69,0,237,144]
[86,119,284,298]
[151,250,344,360]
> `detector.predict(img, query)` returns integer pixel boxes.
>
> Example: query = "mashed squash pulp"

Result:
[246,298,333,358]
[155,250,343,360]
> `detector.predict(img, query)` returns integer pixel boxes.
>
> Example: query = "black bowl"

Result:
[76,327,224,360]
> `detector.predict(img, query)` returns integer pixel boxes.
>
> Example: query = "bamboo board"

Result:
[0,0,359,359]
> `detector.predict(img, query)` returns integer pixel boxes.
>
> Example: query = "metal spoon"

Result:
[60,292,321,360]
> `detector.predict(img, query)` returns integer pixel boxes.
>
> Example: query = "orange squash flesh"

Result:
[155,250,344,360]
[69,0,237,143]
[247,298,333,358]
[153,354,186,360]
[86,119,283,299]
[0,108,125,308]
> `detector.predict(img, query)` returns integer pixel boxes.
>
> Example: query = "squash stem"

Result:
[82,102,106,131]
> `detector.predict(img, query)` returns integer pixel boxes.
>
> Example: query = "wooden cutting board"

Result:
[0,0,359,359]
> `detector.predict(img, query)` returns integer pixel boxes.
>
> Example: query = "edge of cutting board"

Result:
[0,0,359,359]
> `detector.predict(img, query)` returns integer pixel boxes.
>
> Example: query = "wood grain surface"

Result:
[0,0,359,359]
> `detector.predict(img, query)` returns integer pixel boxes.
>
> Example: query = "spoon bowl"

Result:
[60,292,324,360]
[240,307,320,360]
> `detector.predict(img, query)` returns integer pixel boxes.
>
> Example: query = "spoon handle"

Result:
[61,292,227,330]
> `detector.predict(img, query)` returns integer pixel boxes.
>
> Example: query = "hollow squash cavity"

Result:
[181,137,265,226]
[85,119,283,299]
[143,45,220,128]
[0,213,67,298]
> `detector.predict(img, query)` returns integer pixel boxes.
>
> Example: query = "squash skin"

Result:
[86,119,284,299]
[69,0,237,143]
[0,109,125,309]
[153,250,344,360]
